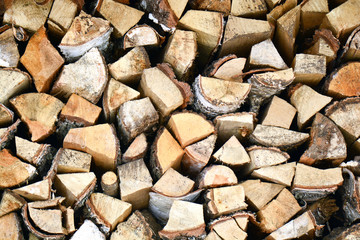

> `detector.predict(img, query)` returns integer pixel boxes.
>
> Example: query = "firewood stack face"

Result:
[2,0,360,239]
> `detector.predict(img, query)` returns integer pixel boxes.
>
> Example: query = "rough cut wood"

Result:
[123,25,164,49]
[231,0,267,18]
[0,190,26,217]
[292,54,327,86]
[208,57,247,81]
[55,148,92,173]
[65,207,75,234]
[0,119,20,150]
[122,133,147,163]
[118,159,153,210]
[300,113,347,166]
[196,165,238,189]
[47,0,78,38]
[213,136,250,168]
[252,162,296,187]
[71,219,105,240]
[51,48,108,104]
[0,68,31,105]
[300,0,329,36]
[140,0,177,32]
[117,98,159,145]
[59,11,112,62]
[265,0,281,10]
[167,0,188,18]
[63,124,120,171]
[101,171,119,197]
[261,96,296,129]
[159,200,206,239]
[0,212,23,240]
[0,103,14,127]
[219,16,273,58]
[189,0,231,15]
[267,0,297,25]
[108,47,151,85]
[0,29,19,68]
[210,217,247,240]
[13,179,51,201]
[29,207,64,235]
[342,26,360,61]
[98,0,144,38]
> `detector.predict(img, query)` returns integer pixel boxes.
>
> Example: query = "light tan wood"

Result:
[98,0,144,38]
[167,0,188,18]
[0,103,14,127]
[0,29,19,68]
[122,133,147,163]
[190,0,231,15]
[219,16,272,57]
[118,159,153,210]
[71,219,105,240]
[55,148,92,173]
[65,207,75,234]
[342,26,360,61]
[213,136,250,168]
[211,217,247,240]
[258,188,302,233]
[292,54,327,86]
[101,171,119,197]
[300,0,328,36]
[267,0,297,25]
[197,165,237,189]
[252,162,296,187]
[205,231,222,240]
[63,124,120,171]
[212,57,247,81]
[0,190,26,217]
[261,96,296,129]
[13,178,51,201]
[265,0,281,10]
[47,0,78,38]
[0,68,31,105]
[0,119,20,150]
[231,0,267,18]
[0,212,23,240]
[28,207,64,234]
[51,48,108,104]
[123,25,164,49]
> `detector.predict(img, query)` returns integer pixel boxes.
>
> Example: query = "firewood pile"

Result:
[2,0,360,239]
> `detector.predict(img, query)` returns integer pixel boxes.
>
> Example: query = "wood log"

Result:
[0,68,31,105]
[123,25,164,49]
[189,0,231,15]
[108,47,150,85]
[231,0,267,18]
[219,16,273,58]
[64,207,75,234]
[0,29,19,68]
[122,133,147,163]
[159,200,206,239]
[167,0,188,19]
[98,0,144,38]
[251,162,296,187]
[0,212,24,240]
[196,165,238,189]
[28,208,64,235]
[265,0,281,10]
[13,178,51,201]
[0,103,14,127]
[342,26,360,61]
[0,119,20,150]
[300,0,329,36]
[118,159,153,210]
[63,123,120,171]
[0,190,26,217]
[292,53,327,86]
[210,216,247,240]
[51,48,108,104]
[261,96,296,129]
[266,0,297,25]
[207,57,247,81]
[70,219,105,240]
[101,171,119,197]
[55,148,92,173]
[205,231,222,240]
[117,97,159,145]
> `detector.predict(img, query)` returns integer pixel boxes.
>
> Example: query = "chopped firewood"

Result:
[342,26,360,61]
[193,75,251,117]
[250,124,310,150]
[0,149,37,189]
[266,211,316,240]
[189,0,231,15]
[122,133,147,163]
[28,207,64,234]
[196,165,237,189]
[339,169,360,225]
[258,188,302,233]
[152,168,194,197]
[213,136,250,168]
[211,217,247,240]
[231,0,267,18]
[205,231,222,240]
[0,212,24,240]
[214,112,256,144]
[108,47,150,85]
[320,0,360,41]
[64,207,75,234]
[300,113,347,166]
[324,223,360,240]
[252,162,296,187]
[209,57,247,81]
[0,68,31,105]
[59,11,112,62]
[182,134,216,175]
[47,0,78,38]
[292,163,343,201]
[85,193,132,235]
[118,159,153,209]
[3,0,53,33]
[219,16,273,58]
[51,48,108,104]
[292,54,327,86]
[123,25,164,49]
[103,79,140,123]
[98,0,144,38]
[167,112,215,148]
[0,29,19,68]
[0,103,14,127]
[110,210,161,240]
[261,96,296,129]
[101,171,119,197]
[325,62,360,99]
[300,0,329,36]
[205,185,247,218]
[70,219,105,240]
[0,190,26,217]
[265,0,281,10]
[247,68,294,114]
[13,178,51,201]
[159,200,206,239]
[0,119,20,150]
[290,84,332,129]
[54,172,96,209]
[178,10,223,66]
[267,0,297,25]
[167,0,188,18]
[117,98,159,145]
[249,39,288,70]
[63,124,120,171]
[240,179,285,211]
[275,6,300,64]
[163,30,197,81]
[55,148,92,173]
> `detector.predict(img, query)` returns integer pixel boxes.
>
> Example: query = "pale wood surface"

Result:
[55,148,92,173]
[0,29,19,68]
[292,54,326,86]
[0,190,25,217]
[261,96,296,129]
[197,165,237,189]
[0,68,31,105]
[213,136,250,167]
[122,133,147,163]
[13,179,51,201]
[252,162,296,187]
[47,0,78,38]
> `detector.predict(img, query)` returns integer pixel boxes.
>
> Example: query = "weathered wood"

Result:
[13,179,51,201]
[189,0,231,15]
[261,96,296,129]
[101,171,119,197]
[231,0,267,18]
[140,0,177,32]
[55,148,92,173]
[0,119,20,150]
[252,162,296,187]
[122,133,147,163]
[300,0,329,36]
[47,0,78,38]
[342,26,360,61]
[0,212,24,240]
[196,165,237,189]
[267,0,297,25]
[292,53,327,86]
[0,68,31,105]
[0,29,19,68]
[213,136,250,168]
[123,25,164,49]
[70,219,105,240]
[0,190,26,217]
[0,103,14,127]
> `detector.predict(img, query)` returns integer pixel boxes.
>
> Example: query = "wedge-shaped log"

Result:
[13,179,51,201]
[123,25,164,49]
[213,136,250,168]
[0,68,31,105]
[0,103,14,127]
[167,0,188,18]
[261,96,296,129]
[0,190,26,217]
[0,120,20,150]
[51,48,108,104]
[0,29,19,68]
[267,0,297,25]
[252,162,296,187]
[71,219,105,240]
[249,39,287,70]
[300,0,328,36]
[196,165,237,189]
[101,171,119,197]
[210,217,247,240]
[122,133,147,163]
[190,0,231,15]
[231,0,267,18]
[292,54,326,86]
[47,0,78,38]
[206,57,247,81]
[342,26,360,61]
[265,0,281,10]
[0,212,23,240]
[63,124,120,171]
[55,148,92,173]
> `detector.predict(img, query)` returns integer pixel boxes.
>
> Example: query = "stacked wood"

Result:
[231,0,267,18]
[123,25,164,49]
[0,190,26,217]
[190,0,231,15]
[205,56,247,81]
[213,136,250,168]
[0,68,31,105]
[196,165,237,189]
[292,53,327,86]
[13,178,51,201]
[300,0,329,36]
[251,162,296,187]
[54,148,92,173]
[0,29,20,68]
[261,96,296,129]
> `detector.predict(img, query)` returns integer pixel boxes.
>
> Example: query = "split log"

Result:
[206,57,247,81]
[117,97,159,145]
[292,54,327,86]
[0,68,31,105]
[249,39,288,70]
[339,169,360,225]
[342,26,360,61]
[108,47,150,85]
[0,103,14,127]
[210,216,247,240]
[0,212,24,240]
[292,163,343,201]
[51,48,108,104]
[70,219,105,240]
[101,171,119,197]
[261,96,296,129]
[59,11,112,62]
[300,113,347,166]
[266,0,297,25]
[63,124,120,171]
[47,0,78,38]
[0,190,26,217]
[55,148,92,173]
[219,16,273,58]
[123,25,164,49]
[231,0,267,18]
[98,0,144,38]
[167,0,188,19]
[213,136,250,168]
[0,119,20,150]
[118,159,153,209]
[0,29,19,68]
[251,162,296,187]
[189,0,231,15]
[196,165,238,189]
[300,0,329,36]
[205,231,222,240]
[159,200,206,239]
[265,0,281,10]
[13,178,51,201]
[193,75,251,117]
[122,133,147,163]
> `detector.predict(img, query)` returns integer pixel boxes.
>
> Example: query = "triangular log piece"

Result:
[210,57,247,81]
[292,54,326,86]
[122,133,147,163]
[342,26,360,61]
[251,162,296,187]
[213,136,250,168]
[70,219,105,240]
[210,216,247,240]
[167,0,188,18]
[123,25,164,49]
[0,103,14,127]
[0,119,21,150]
[0,29,19,68]
[28,207,64,234]
[265,0,281,10]
[55,148,92,173]
[231,0,267,18]
[101,171,119,197]
[189,0,231,15]
[261,96,296,129]
[13,178,51,201]
[47,0,78,38]
[0,212,24,240]
[300,0,329,36]
[266,0,297,25]
[196,165,237,189]
[0,68,31,105]
[0,190,26,217]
